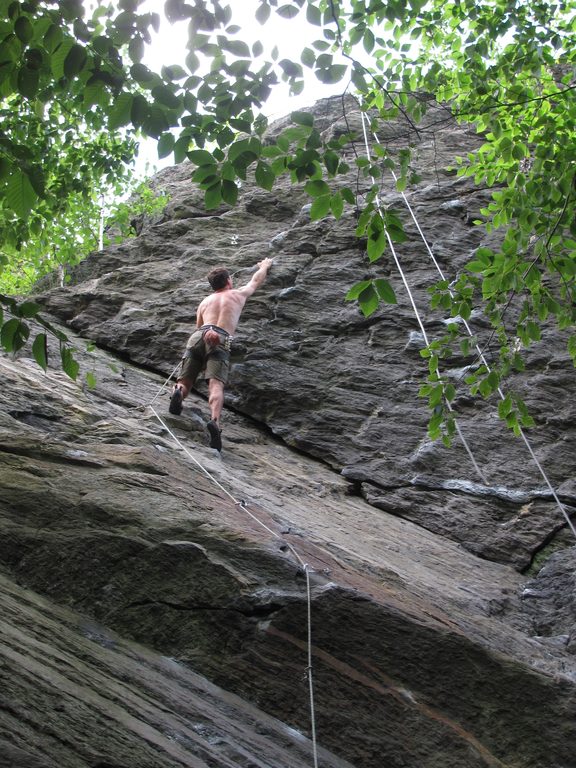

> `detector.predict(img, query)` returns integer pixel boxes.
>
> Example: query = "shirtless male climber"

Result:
[169,257,273,451]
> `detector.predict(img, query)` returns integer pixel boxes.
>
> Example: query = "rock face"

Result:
[0,571,353,768]
[1,96,575,768]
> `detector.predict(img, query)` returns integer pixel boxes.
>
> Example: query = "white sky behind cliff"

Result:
[136,0,345,174]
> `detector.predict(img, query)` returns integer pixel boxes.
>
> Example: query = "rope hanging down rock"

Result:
[358,107,576,540]
[147,393,320,768]
[358,110,487,484]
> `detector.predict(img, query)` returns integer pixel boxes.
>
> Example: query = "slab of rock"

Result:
[0,572,351,768]
[1,96,574,767]
[1,321,575,767]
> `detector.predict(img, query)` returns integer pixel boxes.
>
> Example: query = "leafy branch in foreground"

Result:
[0,176,168,382]
[0,292,78,379]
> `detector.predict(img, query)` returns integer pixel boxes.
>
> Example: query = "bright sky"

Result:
[135,0,345,174]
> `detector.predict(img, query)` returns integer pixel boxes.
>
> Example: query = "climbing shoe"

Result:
[207,420,222,452]
[169,386,183,415]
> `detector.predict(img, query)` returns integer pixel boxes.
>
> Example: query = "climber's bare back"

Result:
[196,289,248,336]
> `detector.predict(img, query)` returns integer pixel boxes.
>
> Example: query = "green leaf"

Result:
[301,47,316,67]
[165,0,193,22]
[64,43,88,78]
[17,65,39,98]
[188,149,216,166]
[151,84,180,110]
[305,179,330,197]
[306,3,322,25]
[363,28,375,54]
[466,260,488,273]
[185,49,200,73]
[341,187,355,204]
[323,150,339,176]
[43,22,63,53]
[527,320,541,341]
[367,227,386,262]
[109,92,133,130]
[229,137,261,167]
[1,318,29,352]
[346,280,372,301]
[17,301,41,318]
[173,135,189,164]
[386,221,407,243]
[32,333,48,371]
[85,371,97,389]
[221,39,250,57]
[50,38,75,79]
[498,395,513,419]
[310,195,331,220]
[279,59,303,79]
[6,170,37,219]
[127,35,144,63]
[255,161,275,191]
[568,335,576,364]
[315,63,347,84]
[281,125,312,142]
[221,179,238,205]
[358,285,379,317]
[205,181,222,209]
[428,383,443,406]
[374,279,397,304]
[130,93,149,127]
[277,4,300,19]
[131,62,156,85]
[162,64,188,81]
[15,16,33,43]
[158,131,175,159]
[192,167,219,185]
[330,191,344,219]
[83,80,107,108]
[475,247,493,265]
[1,318,19,352]
[61,346,79,381]
[255,2,271,23]
[262,144,283,160]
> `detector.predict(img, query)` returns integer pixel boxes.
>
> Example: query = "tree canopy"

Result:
[1,0,575,439]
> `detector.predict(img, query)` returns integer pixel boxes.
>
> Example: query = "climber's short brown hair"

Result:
[207,267,230,291]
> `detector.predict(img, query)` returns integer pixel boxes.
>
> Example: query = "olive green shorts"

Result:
[180,326,231,384]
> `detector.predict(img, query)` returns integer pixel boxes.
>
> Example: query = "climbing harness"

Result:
[147,378,320,768]
[198,324,233,352]
[358,106,576,539]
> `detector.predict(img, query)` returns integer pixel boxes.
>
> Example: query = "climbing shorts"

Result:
[179,325,231,384]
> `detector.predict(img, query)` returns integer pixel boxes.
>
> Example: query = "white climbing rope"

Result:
[358,110,487,483]
[146,395,319,768]
[304,563,318,768]
[359,107,576,538]
[148,361,181,408]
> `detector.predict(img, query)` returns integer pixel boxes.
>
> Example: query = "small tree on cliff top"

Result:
[1,0,575,439]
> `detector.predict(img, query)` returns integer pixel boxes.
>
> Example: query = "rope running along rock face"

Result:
[147,401,320,768]
[358,106,576,541]
[357,109,487,485]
